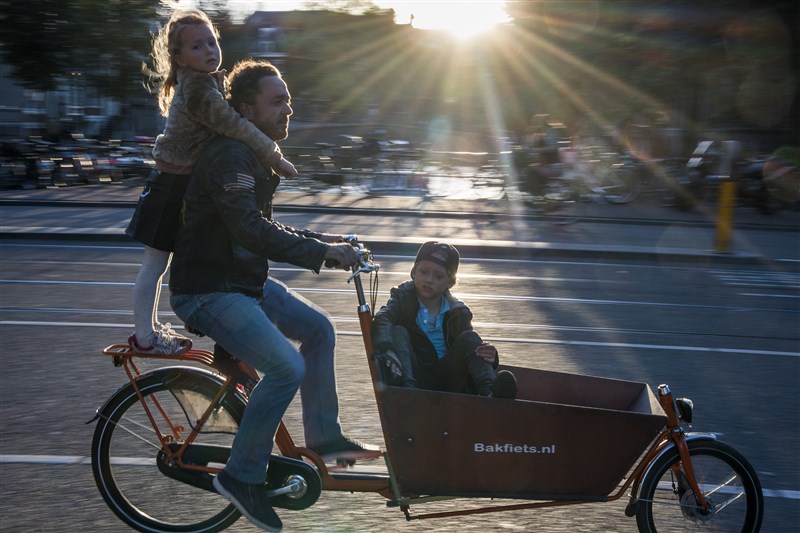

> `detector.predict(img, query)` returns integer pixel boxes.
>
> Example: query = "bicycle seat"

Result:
[212,344,259,393]
[185,324,206,337]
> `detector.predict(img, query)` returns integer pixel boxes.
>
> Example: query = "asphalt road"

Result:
[1,236,798,532]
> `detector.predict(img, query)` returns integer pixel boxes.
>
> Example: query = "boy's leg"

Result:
[171,291,304,483]
[390,325,418,387]
[452,330,495,395]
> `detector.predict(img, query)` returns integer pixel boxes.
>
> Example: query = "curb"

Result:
[0,228,771,266]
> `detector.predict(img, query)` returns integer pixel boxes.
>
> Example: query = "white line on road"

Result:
[5,279,797,313]
[2,454,796,501]
[2,320,798,358]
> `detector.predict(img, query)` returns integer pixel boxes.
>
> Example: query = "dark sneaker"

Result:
[491,370,518,400]
[310,435,381,465]
[213,470,282,532]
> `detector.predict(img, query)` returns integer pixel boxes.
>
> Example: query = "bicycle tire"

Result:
[542,176,586,225]
[599,165,640,204]
[636,439,763,533]
[91,368,245,533]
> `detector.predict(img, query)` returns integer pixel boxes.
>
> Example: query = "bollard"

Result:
[714,179,737,253]
[713,140,741,254]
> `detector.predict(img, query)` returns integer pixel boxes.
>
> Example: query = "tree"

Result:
[0,0,163,99]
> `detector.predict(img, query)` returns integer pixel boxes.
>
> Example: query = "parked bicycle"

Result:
[515,144,640,224]
[90,237,764,532]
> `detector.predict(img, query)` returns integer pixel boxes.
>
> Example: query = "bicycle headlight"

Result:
[676,397,693,424]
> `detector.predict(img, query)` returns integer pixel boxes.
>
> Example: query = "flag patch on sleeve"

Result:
[223,173,255,192]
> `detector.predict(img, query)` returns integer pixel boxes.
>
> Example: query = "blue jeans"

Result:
[171,278,343,484]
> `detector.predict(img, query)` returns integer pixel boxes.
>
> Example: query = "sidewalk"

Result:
[1,183,799,265]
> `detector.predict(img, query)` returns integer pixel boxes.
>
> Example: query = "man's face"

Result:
[240,75,293,141]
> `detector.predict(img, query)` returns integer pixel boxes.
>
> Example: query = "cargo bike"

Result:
[90,238,764,532]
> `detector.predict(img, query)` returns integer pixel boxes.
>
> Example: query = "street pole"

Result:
[714,140,740,254]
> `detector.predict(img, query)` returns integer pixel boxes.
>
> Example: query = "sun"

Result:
[379,1,511,40]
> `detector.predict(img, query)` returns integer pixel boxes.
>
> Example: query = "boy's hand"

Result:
[275,157,299,178]
[377,351,402,379]
[475,342,498,363]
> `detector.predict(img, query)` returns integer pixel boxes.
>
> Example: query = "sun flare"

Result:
[380,1,511,40]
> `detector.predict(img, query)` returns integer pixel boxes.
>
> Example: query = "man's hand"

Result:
[475,342,498,363]
[323,242,359,270]
[317,233,346,244]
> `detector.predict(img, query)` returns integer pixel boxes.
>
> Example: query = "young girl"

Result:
[371,241,516,399]
[126,9,298,354]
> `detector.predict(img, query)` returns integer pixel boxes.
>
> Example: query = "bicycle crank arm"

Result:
[266,475,307,497]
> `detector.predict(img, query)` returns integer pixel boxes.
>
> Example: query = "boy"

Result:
[371,241,516,398]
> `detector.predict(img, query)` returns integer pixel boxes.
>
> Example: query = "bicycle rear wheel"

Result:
[542,176,586,225]
[636,439,763,532]
[91,368,245,533]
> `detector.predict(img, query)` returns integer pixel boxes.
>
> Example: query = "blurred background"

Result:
[0,0,798,206]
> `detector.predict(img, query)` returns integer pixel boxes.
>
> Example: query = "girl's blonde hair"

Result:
[145,9,219,117]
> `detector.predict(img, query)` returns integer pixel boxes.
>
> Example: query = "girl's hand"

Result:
[275,157,299,178]
[475,342,498,363]
[211,69,228,93]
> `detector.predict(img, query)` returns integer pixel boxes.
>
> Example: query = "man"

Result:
[169,59,379,532]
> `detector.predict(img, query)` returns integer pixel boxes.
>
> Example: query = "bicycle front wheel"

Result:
[91,368,245,533]
[599,165,640,204]
[636,439,764,532]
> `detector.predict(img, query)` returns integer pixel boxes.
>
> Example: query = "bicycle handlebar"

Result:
[344,234,379,282]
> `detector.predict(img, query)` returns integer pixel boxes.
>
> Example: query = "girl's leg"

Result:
[130,246,189,353]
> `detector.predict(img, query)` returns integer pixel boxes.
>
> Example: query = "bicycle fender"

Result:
[88,366,238,424]
[632,432,717,500]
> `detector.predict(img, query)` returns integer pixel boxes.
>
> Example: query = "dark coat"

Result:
[169,137,328,297]
[372,280,475,363]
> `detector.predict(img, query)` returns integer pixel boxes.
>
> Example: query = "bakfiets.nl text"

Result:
[474,443,557,454]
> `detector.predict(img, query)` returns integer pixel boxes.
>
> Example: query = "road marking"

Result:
[1,320,798,358]
[2,454,796,500]
[739,292,800,299]
[5,279,798,314]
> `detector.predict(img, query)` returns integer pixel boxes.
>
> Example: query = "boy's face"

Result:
[413,259,451,302]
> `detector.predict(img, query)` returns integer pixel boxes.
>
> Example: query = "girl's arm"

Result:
[184,72,295,176]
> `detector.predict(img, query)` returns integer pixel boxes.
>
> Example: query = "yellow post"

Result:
[714,180,737,253]
[714,140,740,254]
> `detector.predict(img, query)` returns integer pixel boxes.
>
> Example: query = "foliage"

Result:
[0,0,163,98]
[0,0,795,143]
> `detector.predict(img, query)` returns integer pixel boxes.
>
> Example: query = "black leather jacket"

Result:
[169,137,328,297]
[372,279,475,365]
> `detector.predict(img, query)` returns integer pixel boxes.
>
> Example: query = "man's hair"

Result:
[228,59,282,112]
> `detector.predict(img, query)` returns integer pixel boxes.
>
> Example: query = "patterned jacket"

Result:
[169,137,327,298]
[152,68,280,173]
